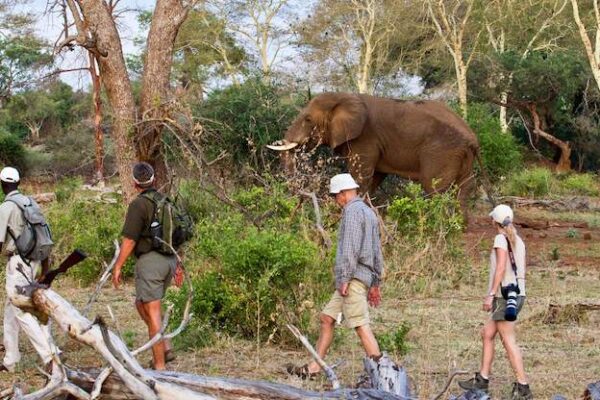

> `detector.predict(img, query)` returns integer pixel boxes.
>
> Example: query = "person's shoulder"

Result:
[493,234,508,247]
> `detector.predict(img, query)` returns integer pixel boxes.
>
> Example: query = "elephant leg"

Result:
[346,149,380,194]
[369,172,387,193]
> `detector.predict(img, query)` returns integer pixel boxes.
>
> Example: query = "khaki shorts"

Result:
[322,279,369,329]
[491,296,525,321]
[135,251,176,303]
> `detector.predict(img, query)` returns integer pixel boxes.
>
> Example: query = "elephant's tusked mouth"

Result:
[266,139,299,151]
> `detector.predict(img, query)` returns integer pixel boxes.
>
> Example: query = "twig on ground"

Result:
[91,366,113,399]
[431,370,469,400]
[286,324,340,390]
[299,191,332,249]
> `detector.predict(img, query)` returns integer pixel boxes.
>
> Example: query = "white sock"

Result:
[480,373,489,380]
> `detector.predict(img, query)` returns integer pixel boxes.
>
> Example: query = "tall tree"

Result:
[483,0,569,132]
[297,0,416,94]
[426,0,481,117]
[58,0,199,200]
[570,0,600,91]
[208,0,291,80]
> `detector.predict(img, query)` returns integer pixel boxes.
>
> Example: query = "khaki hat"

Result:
[330,173,359,194]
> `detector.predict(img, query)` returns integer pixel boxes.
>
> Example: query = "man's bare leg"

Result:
[140,300,166,370]
[307,313,336,373]
[355,324,381,357]
[136,300,173,357]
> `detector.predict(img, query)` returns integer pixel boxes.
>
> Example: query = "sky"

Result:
[23,0,152,90]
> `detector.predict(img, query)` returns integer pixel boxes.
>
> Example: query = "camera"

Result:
[501,284,520,321]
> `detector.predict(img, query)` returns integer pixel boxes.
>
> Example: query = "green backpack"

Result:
[141,191,194,255]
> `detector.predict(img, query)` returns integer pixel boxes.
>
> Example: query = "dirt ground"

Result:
[0,205,599,399]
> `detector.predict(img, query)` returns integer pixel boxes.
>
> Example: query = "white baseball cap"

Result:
[489,204,513,226]
[330,173,359,194]
[0,167,20,183]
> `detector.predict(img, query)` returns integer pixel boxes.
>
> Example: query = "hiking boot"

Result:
[511,382,533,400]
[458,372,489,392]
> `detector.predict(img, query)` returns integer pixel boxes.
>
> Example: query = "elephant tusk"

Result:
[266,140,299,151]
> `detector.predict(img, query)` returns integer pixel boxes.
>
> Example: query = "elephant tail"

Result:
[474,150,496,207]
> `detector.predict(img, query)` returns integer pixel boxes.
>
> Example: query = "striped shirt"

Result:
[334,197,384,288]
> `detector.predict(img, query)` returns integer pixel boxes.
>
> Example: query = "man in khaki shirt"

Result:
[0,167,57,372]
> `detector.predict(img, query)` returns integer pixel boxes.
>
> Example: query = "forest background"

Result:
[1,0,600,398]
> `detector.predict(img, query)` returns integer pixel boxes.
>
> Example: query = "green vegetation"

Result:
[167,182,332,349]
[376,322,411,356]
[503,168,600,197]
[466,103,524,177]
[195,78,305,168]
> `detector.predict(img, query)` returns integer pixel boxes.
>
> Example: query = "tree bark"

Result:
[89,52,105,187]
[527,103,571,173]
[571,0,600,92]
[75,0,137,201]
[138,0,192,191]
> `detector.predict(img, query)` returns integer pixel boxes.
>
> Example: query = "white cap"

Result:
[489,204,513,226]
[330,173,359,194]
[0,167,20,183]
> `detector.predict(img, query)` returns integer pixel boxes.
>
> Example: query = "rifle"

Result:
[38,249,87,285]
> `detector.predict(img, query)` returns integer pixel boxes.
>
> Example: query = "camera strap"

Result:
[504,235,519,291]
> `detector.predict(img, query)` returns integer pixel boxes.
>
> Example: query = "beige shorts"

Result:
[322,279,369,328]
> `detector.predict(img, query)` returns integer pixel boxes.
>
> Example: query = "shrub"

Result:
[387,182,463,241]
[195,77,304,168]
[0,131,27,172]
[559,173,599,196]
[504,167,553,197]
[167,183,332,348]
[385,183,469,293]
[465,103,524,177]
[46,185,131,285]
[376,322,411,356]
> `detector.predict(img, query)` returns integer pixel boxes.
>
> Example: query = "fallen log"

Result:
[9,284,413,400]
[497,196,594,211]
[543,302,600,324]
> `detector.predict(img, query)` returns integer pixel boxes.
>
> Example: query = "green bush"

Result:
[376,322,411,356]
[387,182,463,241]
[504,167,553,197]
[195,77,304,167]
[466,103,524,177]
[0,131,27,172]
[46,187,131,285]
[167,184,332,348]
[559,173,599,196]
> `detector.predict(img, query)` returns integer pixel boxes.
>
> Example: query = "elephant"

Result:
[267,92,482,213]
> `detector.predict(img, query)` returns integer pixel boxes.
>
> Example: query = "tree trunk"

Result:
[138,0,191,192]
[570,0,600,92]
[77,0,137,201]
[499,91,509,133]
[527,103,571,173]
[89,52,105,187]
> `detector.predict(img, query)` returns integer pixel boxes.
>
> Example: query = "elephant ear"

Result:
[328,95,367,149]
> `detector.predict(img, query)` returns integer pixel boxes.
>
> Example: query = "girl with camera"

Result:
[458,204,532,400]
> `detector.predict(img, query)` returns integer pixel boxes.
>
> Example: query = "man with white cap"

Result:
[287,173,384,379]
[0,166,57,372]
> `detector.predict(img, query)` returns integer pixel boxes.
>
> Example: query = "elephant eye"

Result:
[304,116,312,123]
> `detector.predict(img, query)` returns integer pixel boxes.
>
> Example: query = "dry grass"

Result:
[1,206,600,399]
